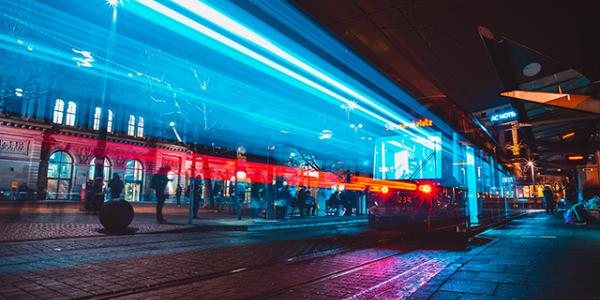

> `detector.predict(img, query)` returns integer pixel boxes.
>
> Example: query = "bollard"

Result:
[99,199,134,232]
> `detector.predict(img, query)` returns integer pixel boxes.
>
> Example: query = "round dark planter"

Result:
[99,200,134,232]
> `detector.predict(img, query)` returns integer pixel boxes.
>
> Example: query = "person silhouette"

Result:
[151,166,170,223]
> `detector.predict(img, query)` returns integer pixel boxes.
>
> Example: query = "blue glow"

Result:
[0,0,515,195]
[466,147,479,224]
[373,132,442,180]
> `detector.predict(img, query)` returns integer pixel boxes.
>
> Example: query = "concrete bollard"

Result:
[99,199,134,232]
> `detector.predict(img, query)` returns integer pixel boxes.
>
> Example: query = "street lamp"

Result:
[169,121,183,143]
[527,161,536,201]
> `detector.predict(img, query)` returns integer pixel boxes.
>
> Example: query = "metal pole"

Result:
[188,177,195,224]
[531,164,536,207]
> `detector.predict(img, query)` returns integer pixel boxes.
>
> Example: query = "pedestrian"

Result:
[328,190,341,216]
[151,166,170,223]
[250,183,262,219]
[193,178,203,218]
[565,182,578,207]
[108,174,125,200]
[84,180,94,211]
[175,184,182,206]
[274,186,287,219]
[297,186,307,218]
[543,186,555,215]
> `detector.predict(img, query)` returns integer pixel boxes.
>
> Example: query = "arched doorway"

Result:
[89,157,112,200]
[124,159,143,201]
[47,151,73,200]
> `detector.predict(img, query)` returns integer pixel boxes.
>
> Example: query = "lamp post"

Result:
[527,161,536,207]
[168,121,196,224]
[92,0,120,208]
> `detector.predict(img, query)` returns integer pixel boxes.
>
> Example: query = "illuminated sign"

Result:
[385,118,433,131]
[489,111,517,123]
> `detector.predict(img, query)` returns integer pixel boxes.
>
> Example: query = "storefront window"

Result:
[124,159,143,201]
[89,157,111,182]
[47,151,73,200]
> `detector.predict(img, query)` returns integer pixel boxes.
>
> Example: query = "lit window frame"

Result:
[127,114,136,136]
[52,99,65,124]
[65,101,77,126]
[137,116,144,137]
[93,107,101,130]
[107,109,114,133]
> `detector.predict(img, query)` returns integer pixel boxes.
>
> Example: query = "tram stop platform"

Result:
[410,212,600,299]
[0,201,367,242]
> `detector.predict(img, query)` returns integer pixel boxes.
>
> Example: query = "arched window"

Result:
[47,151,73,200]
[89,157,112,200]
[128,115,136,136]
[89,157,112,182]
[137,116,144,137]
[93,107,101,130]
[65,101,77,126]
[107,109,114,133]
[124,159,143,201]
[52,99,65,124]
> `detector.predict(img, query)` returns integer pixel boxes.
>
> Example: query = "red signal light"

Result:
[381,186,389,194]
[418,184,432,194]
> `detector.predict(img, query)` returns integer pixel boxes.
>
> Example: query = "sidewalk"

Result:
[410,212,600,299]
[0,202,367,242]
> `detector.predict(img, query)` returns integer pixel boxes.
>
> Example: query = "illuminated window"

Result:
[137,116,144,137]
[107,109,114,133]
[124,159,143,201]
[89,157,112,182]
[52,99,65,124]
[93,107,101,130]
[89,157,112,201]
[128,114,136,136]
[47,151,73,200]
[65,101,77,126]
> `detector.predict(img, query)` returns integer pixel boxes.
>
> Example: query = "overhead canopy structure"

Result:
[479,27,600,172]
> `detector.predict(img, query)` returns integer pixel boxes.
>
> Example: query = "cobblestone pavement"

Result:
[2,212,596,300]
[0,224,372,299]
[0,203,365,242]
[0,203,218,242]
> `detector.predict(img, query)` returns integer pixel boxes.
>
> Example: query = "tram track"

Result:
[253,247,423,300]
[82,232,401,300]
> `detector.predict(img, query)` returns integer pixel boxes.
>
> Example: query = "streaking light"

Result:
[138,0,432,142]
[107,0,122,8]
[319,129,333,140]
[173,0,421,131]
[71,48,94,68]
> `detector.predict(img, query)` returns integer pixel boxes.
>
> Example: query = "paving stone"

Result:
[439,279,497,295]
